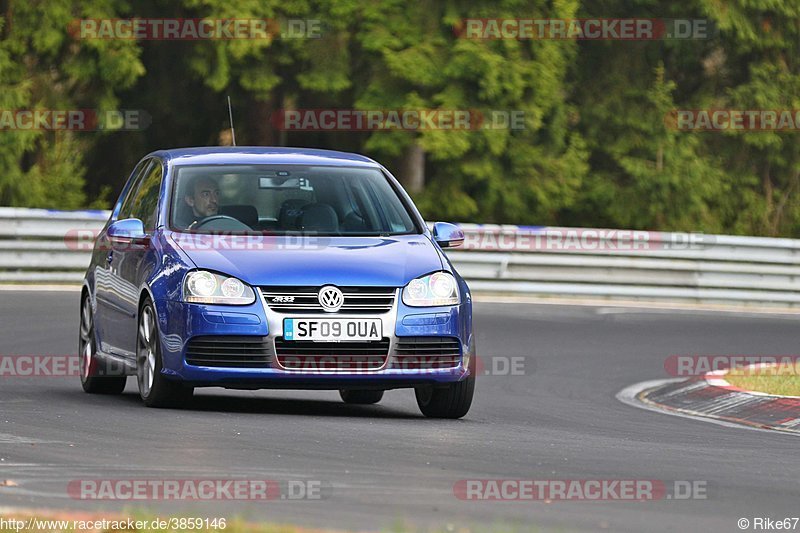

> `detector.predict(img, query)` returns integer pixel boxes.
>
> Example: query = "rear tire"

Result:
[415,354,475,419]
[137,299,193,408]
[339,389,384,404]
[79,293,127,395]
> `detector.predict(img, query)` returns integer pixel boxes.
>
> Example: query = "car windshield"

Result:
[170,164,419,235]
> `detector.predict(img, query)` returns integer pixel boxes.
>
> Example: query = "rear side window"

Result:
[117,160,152,220]
[129,162,164,231]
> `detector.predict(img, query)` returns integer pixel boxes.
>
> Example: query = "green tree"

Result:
[0,0,143,208]
[349,0,590,224]
[696,0,800,236]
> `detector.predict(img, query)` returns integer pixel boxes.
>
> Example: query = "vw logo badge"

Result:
[318,286,344,312]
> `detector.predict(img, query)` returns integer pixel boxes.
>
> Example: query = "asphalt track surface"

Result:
[1,291,799,532]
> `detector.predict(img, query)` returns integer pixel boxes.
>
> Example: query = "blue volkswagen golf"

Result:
[79,147,475,418]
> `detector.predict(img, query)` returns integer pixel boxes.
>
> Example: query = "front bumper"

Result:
[155,288,474,389]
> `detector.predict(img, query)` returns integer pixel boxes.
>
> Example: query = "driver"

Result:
[180,176,219,228]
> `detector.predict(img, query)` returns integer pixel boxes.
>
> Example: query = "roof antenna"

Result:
[227,95,237,146]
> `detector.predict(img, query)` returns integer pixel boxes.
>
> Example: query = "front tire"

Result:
[339,389,384,404]
[79,293,126,394]
[415,354,475,419]
[137,299,193,408]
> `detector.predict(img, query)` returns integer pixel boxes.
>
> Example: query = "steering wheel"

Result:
[188,215,251,231]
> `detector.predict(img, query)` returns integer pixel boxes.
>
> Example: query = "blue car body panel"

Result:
[169,234,444,287]
[84,147,474,390]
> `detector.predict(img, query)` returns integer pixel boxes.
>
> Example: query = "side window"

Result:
[117,160,153,220]
[130,161,164,231]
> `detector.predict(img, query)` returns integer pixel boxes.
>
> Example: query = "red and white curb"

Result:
[617,367,800,436]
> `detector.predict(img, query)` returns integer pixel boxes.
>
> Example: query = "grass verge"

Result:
[723,368,800,396]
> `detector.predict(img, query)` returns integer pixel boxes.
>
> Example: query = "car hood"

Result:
[167,232,444,287]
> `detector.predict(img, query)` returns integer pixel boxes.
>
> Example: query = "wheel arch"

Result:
[81,280,92,304]
[136,283,179,373]
[138,286,155,314]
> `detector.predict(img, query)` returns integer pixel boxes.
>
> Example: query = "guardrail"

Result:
[451,225,800,307]
[0,208,110,283]
[3,208,800,307]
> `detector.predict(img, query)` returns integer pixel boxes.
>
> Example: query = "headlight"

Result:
[402,272,459,307]
[183,271,255,305]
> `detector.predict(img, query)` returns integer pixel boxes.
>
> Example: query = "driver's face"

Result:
[186,179,219,218]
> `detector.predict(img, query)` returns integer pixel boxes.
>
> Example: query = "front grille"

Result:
[261,286,396,314]
[274,337,390,371]
[391,336,462,369]
[186,336,272,368]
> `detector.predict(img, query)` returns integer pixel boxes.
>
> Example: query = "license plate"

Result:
[283,318,382,342]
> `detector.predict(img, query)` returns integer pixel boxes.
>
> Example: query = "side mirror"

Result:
[107,218,149,248]
[432,222,464,248]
